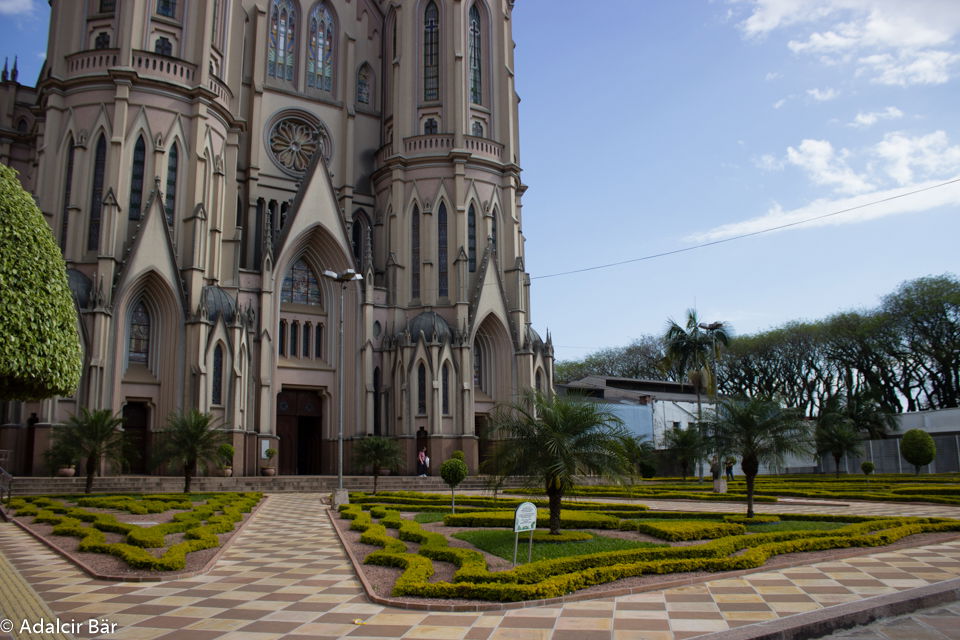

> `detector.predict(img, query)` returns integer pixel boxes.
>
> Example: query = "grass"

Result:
[452,529,667,562]
[746,520,850,533]
[414,512,447,524]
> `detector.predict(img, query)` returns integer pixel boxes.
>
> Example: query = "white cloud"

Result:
[786,139,873,194]
[754,153,784,171]
[0,0,32,15]
[850,106,903,127]
[773,97,788,109]
[765,71,782,81]
[685,178,960,243]
[858,50,960,85]
[807,87,839,101]
[874,130,960,184]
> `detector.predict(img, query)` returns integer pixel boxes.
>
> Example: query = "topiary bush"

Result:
[440,457,468,512]
[901,429,936,475]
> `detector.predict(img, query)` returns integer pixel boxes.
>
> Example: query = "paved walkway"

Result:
[2,494,960,640]
[818,599,960,639]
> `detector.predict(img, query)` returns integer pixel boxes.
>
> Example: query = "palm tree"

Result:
[845,387,899,438]
[52,408,126,494]
[485,391,630,535]
[663,310,731,479]
[815,394,863,477]
[621,434,658,480]
[353,435,403,494]
[711,397,811,517]
[153,410,228,493]
[662,424,705,481]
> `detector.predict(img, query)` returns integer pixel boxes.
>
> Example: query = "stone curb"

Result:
[693,577,960,640]
[2,493,269,583]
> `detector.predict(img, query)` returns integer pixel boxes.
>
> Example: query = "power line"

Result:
[530,177,960,281]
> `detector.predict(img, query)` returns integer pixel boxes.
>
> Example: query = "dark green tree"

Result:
[711,397,811,517]
[814,395,863,478]
[485,391,630,535]
[353,435,403,495]
[900,429,936,475]
[153,410,228,493]
[0,163,82,400]
[51,409,126,494]
[440,457,468,512]
[621,434,657,480]
[662,424,706,481]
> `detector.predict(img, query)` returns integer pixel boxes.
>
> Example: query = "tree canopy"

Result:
[0,163,82,400]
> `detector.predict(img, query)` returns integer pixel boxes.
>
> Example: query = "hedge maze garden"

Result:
[341,490,960,602]
[7,492,262,571]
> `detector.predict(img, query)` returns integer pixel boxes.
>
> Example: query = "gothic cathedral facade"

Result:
[0,0,552,476]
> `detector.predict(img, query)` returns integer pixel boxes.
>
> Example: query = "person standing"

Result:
[725,459,735,482]
[416,447,427,477]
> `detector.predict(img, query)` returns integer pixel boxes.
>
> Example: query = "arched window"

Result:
[281,258,322,305]
[307,3,334,91]
[129,301,150,365]
[437,202,448,298]
[442,362,450,414]
[157,0,176,18]
[411,205,421,299]
[373,367,382,436]
[278,320,287,356]
[165,143,178,226]
[471,121,483,137]
[357,64,372,104]
[473,344,483,389]
[417,363,427,415]
[129,136,146,220]
[290,320,299,356]
[315,323,323,358]
[468,4,482,104]
[535,369,543,393]
[423,1,439,101]
[60,137,75,250]
[268,0,297,82]
[424,118,438,135]
[95,32,111,49]
[155,37,173,56]
[212,344,224,405]
[88,134,107,251]
[491,210,498,251]
[352,213,368,267]
[467,203,477,272]
[303,322,311,357]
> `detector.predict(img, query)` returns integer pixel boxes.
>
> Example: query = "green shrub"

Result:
[443,509,621,529]
[901,429,936,474]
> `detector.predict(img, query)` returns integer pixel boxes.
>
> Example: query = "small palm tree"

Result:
[662,424,705,482]
[485,391,630,535]
[711,397,811,517]
[352,435,403,494]
[53,408,126,494]
[153,410,228,493]
[621,434,658,480]
[815,395,863,477]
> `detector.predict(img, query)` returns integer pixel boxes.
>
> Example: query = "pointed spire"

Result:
[11,55,18,82]
[1,58,7,83]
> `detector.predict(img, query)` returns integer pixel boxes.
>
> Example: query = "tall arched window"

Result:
[307,3,334,91]
[417,363,427,415]
[157,0,176,18]
[373,367,382,435]
[278,320,287,356]
[536,369,543,393]
[87,134,107,250]
[60,137,75,250]
[468,4,482,104]
[491,210,498,251]
[315,323,323,358]
[467,204,477,272]
[424,118,438,135]
[165,143,178,226]
[281,258,322,305]
[357,64,372,104]
[212,344,224,405]
[473,344,483,389]
[129,136,146,220]
[437,202,448,298]
[303,322,311,357]
[423,2,439,101]
[290,320,299,356]
[411,205,421,299]
[129,301,150,365]
[442,362,450,414]
[268,0,297,82]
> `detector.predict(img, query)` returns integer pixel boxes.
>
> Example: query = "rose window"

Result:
[267,114,331,177]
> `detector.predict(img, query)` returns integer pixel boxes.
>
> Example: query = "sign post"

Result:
[513,501,538,566]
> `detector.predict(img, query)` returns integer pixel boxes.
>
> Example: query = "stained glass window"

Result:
[442,363,450,414]
[165,143,178,226]
[471,121,483,137]
[469,5,482,104]
[307,3,334,91]
[155,37,173,56]
[278,320,286,356]
[357,64,371,104]
[315,323,323,358]
[417,363,427,415]
[492,210,498,250]
[411,205,420,299]
[281,258,322,305]
[290,321,299,356]
[88,135,106,251]
[129,136,146,220]
[95,32,110,49]
[212,344,224,404]
[268,0,296,82]
[157,0,176,18]
[423,2,439,101]
[467,204,477,272]
[536,370,543,393]
[438,202,448,297]
[303,323,311,357]
[60,137,74,250]
[473,344,483,388]
[424,118,438,135]
[129,302,150,365]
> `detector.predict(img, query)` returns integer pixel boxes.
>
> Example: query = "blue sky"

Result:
[3,1,959,362]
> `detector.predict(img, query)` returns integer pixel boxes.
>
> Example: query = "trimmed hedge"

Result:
[443,509,621,529]
[623,520,746,541]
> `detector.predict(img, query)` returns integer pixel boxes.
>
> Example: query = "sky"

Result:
[2,1,959,363]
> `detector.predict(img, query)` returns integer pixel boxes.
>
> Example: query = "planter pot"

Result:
[220,467,233,477]
[261,467,276,476]
[56,466,76,478]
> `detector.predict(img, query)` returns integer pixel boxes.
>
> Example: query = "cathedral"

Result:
[0,0,552,477]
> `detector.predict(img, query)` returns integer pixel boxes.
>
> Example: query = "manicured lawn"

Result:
[414,512,447,524]
[452,529,666,562]
[745,520,849,533]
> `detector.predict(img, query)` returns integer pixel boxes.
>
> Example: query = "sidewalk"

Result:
[1,493,960,639]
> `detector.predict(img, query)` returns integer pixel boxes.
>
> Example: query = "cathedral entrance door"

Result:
[122,402,150,474]
[476,414,493,467]
[276,389,323,475]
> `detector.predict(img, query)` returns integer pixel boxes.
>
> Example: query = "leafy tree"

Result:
[153,410,228,493]
[900,429,936,475]
[0,163,82,400]
[440,457,468,512]
[814,395,863,477]
[353,435,403,495]
[554,335,669,383]
[861,460,875,479]
[662,424,705,481]
[51,409,126,494]
[711,397,811,517]
[621,434,657,480]
[485,391,630,535]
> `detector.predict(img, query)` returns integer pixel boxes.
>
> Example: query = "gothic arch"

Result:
[472,312,512,403]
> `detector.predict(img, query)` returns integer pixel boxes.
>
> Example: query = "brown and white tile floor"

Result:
[3,493,960,640]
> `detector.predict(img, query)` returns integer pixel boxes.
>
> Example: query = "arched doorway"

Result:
[122,401,150,474]
[276,389,323,475]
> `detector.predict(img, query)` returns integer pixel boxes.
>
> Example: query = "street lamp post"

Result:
[323,268,363,494]
[698,321,724,485]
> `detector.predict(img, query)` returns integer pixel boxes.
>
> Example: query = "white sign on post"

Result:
[513,502,538,565]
